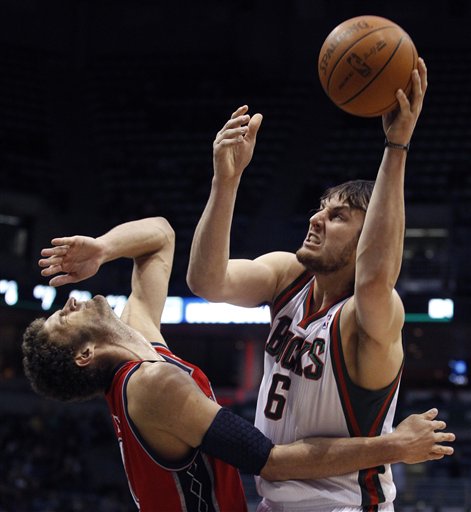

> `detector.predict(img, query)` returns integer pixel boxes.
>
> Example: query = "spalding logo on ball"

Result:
[318,15,418,117]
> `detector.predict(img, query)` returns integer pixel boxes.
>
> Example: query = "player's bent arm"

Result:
[129,365,455,480]
[38,217,174,290]
[201,406,454,481]
[187,107,262,301]
[189,250,298,307]
[126,362,221,456]
[97,217,174,262]
[262,408,455,480]
[120,218,175,339]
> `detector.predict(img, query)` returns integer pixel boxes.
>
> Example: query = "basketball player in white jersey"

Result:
[187,58,430,511]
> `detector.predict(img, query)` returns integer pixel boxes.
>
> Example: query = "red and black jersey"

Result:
[105,342,248,512]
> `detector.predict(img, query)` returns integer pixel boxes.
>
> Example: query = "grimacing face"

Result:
[296,196,365,274]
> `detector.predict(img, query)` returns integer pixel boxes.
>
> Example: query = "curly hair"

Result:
[22,318,112,402]
[320,179,374,212]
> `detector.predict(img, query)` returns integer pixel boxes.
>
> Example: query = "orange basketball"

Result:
[318,15,418,117]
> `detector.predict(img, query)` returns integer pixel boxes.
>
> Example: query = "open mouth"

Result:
[306,232,321,246]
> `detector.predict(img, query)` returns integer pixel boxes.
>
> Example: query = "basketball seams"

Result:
[338,35,405,109]
[324,25,399,94]
[361,37,417,117]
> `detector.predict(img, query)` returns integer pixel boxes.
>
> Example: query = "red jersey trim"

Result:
[272,270,312,317]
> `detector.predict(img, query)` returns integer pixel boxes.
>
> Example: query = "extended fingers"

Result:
[49,274,76,287]
[215,106,263,145]
[420,408,438,421]
[429,430,455,459]
[431,443,454,456]
[51,237,73,246]
[231,105,249,119]
[393,86,410,115]
[214,122,249,146]
[395,59,425,113]
[410,68,423,108]
[39,248,69,276]
[40,264,63,277]
[417,57,428,94]
[40,245,70,260]
[39,257,63,270]
[408,58,427,112]
[435,431,456,443]
[430,419,446,431]
[247,113,263,139]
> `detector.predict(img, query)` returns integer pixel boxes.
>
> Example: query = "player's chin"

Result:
[92,295,110,311]
[296,246,317,264]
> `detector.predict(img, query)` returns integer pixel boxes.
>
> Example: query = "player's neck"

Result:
[313,272,353,311]
[112,323,161,361]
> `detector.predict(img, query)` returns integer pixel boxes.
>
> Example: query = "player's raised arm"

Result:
[39,217,175,341]
[187,105,283,307]
[353,59,427,347]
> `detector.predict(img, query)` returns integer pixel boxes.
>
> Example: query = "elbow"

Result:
[153,217,176,254]
[186,271,200,296]
[259,465,280,482]
[186,275,220,302]
[155,217,175,244]
[186,263,222,302]
[260,462,292,482]
[258,447,288,482]
[186,271,205,298]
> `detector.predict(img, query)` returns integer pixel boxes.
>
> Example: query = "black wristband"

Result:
[384,138,410,151]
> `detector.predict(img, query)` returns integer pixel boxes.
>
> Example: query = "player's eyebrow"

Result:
[309,203,353,216]
[329,205,351,214]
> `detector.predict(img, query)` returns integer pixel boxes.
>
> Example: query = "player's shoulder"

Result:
[127,361,192,413]
[256,251,302,274]
[264,252,306,285]
[257,250,297,263]
[255,251,305,298]
[134,360,183,385]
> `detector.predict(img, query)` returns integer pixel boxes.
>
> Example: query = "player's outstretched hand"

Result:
[213,105,263,181]
[394,408,455,464]
[38,236,104,287]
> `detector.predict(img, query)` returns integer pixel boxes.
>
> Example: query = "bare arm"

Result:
[129,364,454,480]
[38,217,175,341]
[354,59,428,345]
[187,105,284,307]
[262,408,454,480]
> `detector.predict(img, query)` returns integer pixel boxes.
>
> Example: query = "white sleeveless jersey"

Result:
[254,271,402,511]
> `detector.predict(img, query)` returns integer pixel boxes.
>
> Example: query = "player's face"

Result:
[296,196,365,274]
[44,295,116,342]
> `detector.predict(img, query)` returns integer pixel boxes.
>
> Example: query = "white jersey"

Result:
[254,271,403,511]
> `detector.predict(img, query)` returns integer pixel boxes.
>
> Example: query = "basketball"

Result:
[318,15,418,117]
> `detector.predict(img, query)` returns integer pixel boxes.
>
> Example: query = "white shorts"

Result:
[256,498,395,512]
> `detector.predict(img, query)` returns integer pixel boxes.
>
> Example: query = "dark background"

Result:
[1,1,470,510]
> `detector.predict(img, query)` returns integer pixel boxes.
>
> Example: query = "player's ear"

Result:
[74,343,95,367]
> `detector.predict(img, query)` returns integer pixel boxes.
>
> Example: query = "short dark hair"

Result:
[22,318,111,402]
[320,179,374,212]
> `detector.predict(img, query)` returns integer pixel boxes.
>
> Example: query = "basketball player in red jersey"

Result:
[23,211,453,511]
[187,59,439,511]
